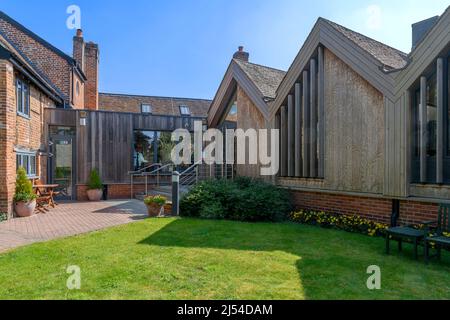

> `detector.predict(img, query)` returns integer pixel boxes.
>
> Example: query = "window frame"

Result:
[16,78,30,118]
[179,105,191,117]
[141,104,152,114]
[16,151,37,178]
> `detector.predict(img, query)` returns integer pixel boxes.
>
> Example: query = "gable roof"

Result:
[0,11,83,73]
[99,93,211,118]
[0,34,63,103]
[322,19,408,71]
[208,58,286,127]
[233,59,286,100]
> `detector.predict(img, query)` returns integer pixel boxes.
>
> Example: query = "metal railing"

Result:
[129,161,235,199]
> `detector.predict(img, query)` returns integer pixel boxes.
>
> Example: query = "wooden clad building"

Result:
[208,7,450,225]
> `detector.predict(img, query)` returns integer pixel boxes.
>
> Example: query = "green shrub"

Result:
[290,210,388,237]
[14,167,37,203]
[0,212,7,222]
[180,177,292,222]
[87,169,103,190]
[144,195,167,207]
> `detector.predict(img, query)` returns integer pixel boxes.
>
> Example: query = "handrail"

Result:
[180,160,203,176]
[128,163,162,175]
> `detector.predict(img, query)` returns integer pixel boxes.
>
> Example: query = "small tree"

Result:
[14,167,37,203]
[87,169,103,190]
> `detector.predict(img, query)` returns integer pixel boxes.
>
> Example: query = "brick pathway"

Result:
[0,200,147,253]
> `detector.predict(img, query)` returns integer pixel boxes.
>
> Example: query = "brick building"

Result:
[0,11,210,217]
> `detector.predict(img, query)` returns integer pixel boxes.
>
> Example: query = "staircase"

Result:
[130,161,235,201]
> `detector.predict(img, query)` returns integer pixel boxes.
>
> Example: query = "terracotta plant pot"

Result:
[86,189,103,201]
[15,200,37,218]
[146,203,164,218]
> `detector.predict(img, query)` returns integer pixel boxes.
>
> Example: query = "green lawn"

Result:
[0,218,449,300]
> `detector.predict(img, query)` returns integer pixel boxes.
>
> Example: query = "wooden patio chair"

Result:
[36,195,51,213]
[386,219,432,260]
[425,204,450,264]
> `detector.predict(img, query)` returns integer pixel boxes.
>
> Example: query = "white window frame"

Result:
[141,104,152,114]
[179,105,191,116]
[16,79,30,118]
[16,151,37,178]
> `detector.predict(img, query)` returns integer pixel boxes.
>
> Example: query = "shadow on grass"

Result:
[138,218,450,299]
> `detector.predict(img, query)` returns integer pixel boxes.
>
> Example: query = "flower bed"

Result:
[289,210,388,237]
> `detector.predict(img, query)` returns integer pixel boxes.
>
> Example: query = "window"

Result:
[16,79,30,117]
[16,152,37,177]
[133,131,175,170]
[141,104,152,114]
[179,105,191,116]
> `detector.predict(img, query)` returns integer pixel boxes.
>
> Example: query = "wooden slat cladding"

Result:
[45,108,203,184]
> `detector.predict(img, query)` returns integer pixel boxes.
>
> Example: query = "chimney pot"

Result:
[76,29,83,38]
[233,46,249,62]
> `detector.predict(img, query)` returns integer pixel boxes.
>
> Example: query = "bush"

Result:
[14,167,37,203]
[290,210,388,237]
[180,177,292,222]
[0,212,7,222]
[144,195,167,207]
[87,169,103,190]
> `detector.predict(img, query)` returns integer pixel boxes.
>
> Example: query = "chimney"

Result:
[84,42,100,110]
[412,16,439,50]
[73,29,85,71]
[233,46,249,62]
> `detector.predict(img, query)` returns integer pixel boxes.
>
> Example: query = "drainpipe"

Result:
[391,199,400,227]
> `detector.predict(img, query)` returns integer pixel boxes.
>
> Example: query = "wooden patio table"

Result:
[33,184,59,212]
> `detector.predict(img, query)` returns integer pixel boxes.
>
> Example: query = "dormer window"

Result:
[179,105,191,116]
[141,104,152,114]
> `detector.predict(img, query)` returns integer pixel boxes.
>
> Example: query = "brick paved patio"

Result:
[0,200,147,253]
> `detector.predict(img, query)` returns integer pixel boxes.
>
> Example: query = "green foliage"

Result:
[290,210,388,237]
[14,167,37,203]
[87,169,103,190]
[144,195,167,207]
[0,212,7,222]
[180,177,292,222]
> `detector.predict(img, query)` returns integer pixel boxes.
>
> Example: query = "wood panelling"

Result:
[45,108,203,184]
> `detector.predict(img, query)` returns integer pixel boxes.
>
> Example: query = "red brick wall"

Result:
[291,190,439,226]
[84,42,99,110]
[0,60,16,216]
[77,184,147,201]
[0,60,56,217]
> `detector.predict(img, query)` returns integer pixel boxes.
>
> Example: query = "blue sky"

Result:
[1,0,449,99]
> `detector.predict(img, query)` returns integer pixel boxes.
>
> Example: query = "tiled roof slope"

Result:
[99,93,211,117]
[234,59,286,100]
[323,19,408,71]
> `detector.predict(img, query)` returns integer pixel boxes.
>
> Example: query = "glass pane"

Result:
[55,139,73,198]
[30,156,36,175]
[23,84,29,116]
[134,131,155,170]
[16,155,21,171]
[23,156,29,175]
[414,90,420,157]
[427,75,437,157]
[49,126,76,136]
[448,57,450,155]
[158,132,176,164]
[17,80,23,113]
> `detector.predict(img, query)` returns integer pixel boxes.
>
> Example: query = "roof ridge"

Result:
[321,18,408,57]
[0,11,78,65]
[99,92,212,102]
[233,58,287,74]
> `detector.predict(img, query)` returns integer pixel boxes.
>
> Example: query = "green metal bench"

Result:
[425,204,450,264]
[386,224,428,260]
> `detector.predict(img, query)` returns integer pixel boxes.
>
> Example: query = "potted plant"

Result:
[86,169,103,201]
[144,195,167,217]
[14,167,37,217]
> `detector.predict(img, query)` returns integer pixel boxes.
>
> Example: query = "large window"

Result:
[133,131,175,170]
[16,152,37,177]
[411,55,450,184]
[16,79,30,117]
